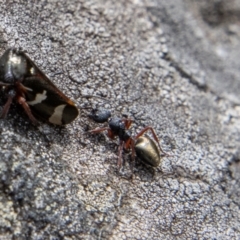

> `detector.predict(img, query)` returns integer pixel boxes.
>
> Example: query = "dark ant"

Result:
[87,108,170,171]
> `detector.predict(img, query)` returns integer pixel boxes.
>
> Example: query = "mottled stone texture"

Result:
[0,0,239,239]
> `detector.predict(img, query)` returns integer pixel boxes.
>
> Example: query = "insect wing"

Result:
[18,52,79,125]
[22,77,78,125]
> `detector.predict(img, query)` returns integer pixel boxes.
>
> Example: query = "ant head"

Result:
[88,108,111,123]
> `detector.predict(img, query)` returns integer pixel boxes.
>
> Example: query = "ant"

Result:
[87,108,170,172]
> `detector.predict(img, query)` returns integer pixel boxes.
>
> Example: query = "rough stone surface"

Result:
[0,0,239,239]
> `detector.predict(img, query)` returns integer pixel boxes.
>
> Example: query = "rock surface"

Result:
[0,0,239,239]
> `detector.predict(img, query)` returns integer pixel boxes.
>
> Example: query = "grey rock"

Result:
[0,0,239,239]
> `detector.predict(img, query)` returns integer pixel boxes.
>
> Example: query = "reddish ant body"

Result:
[88,108,170,171]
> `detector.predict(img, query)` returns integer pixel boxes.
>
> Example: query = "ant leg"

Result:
[117,140,124,170]
[122,118,133,129]
[130,139,136,174]
[88,127,109,134]
[0,82,12,87]
[124,138,136,174]
[107,129,116,139]
[88,128,117,143]
[0,89,15,118]
[87,127,117,142]
[17,96,39,125]
[134,126,171,156]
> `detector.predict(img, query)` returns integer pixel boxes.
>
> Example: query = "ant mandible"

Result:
[87,108,170,171]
